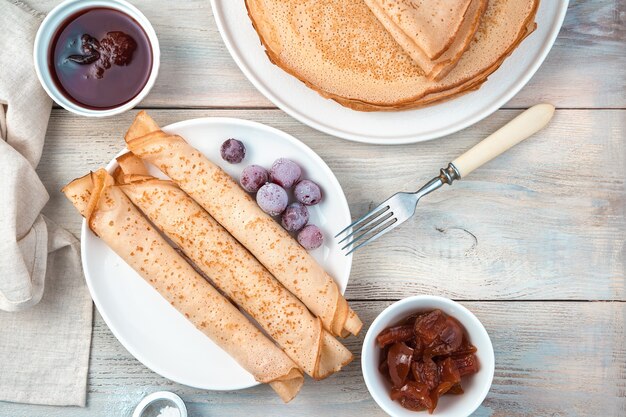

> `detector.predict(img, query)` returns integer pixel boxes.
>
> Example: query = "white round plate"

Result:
[81,117,353,390]
[211,0,568,144]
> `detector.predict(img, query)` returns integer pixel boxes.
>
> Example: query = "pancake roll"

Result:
[124,111,363,339]
[115,154,353,379]
[62,169,304,402]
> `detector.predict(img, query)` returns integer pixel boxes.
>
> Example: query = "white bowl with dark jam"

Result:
[362,296,495,417]
[34,0,159,117]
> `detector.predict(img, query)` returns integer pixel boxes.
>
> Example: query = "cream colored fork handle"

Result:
[452,104,555,178]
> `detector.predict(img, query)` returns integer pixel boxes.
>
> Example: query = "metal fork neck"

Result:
[414,163,461,199]
[439,162,461,185]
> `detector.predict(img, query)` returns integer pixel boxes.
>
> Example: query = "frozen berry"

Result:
[240,165,269,193]
[269,158,301,188]
[256,183,288,216]
[281,203,309,232]
[220,139,246,163]
[297,225,323,250]
[294,179,322,206]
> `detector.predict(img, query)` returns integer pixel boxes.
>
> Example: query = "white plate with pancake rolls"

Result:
[80,117,353,391]
[211,0,568,144]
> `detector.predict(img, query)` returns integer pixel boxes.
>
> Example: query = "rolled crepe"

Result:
[115,156,353,379]
[124,112,362,338]
[62,169,303,402]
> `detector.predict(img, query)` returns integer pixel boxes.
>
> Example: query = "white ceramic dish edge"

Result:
[80,117,353,390]
[362,296,495,417]
[33,0,160,117]
[210,0,568,144]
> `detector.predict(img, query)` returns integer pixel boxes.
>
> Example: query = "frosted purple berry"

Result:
[294,179,322,206]
[297,224,323,250]
[240,165,269,193]
[220,139,246,164]
[281,203,309,232]
[256,183,288,216]
[269,158,302,188]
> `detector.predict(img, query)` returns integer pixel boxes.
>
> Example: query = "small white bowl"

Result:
[132,391,187,417]
[33,0,160,117]
[362,296,495,417]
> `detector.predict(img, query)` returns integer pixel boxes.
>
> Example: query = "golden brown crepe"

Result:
[116,155,353,379]
[117,151,150,176]
[62,169,303,402]
[124,111,363,338]
[245,0,539,111]
[371,0,473,60]
[331,16,538,111]
[364,0,485,79]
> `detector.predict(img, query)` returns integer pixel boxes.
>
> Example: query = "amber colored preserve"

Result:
[377,310,480,413]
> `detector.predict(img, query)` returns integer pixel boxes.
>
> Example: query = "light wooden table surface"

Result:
[3,1,625,416]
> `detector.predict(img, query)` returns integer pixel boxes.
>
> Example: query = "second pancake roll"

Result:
[124,111,363,338]
[115,155,353,379]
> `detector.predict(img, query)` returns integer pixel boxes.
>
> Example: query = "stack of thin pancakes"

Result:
[245,0,539,111]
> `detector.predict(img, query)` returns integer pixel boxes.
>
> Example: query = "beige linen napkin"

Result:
[0,0,93,406]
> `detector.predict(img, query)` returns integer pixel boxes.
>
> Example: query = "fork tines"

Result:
[335,198,400,255]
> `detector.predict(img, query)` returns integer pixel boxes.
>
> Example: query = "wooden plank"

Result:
[23,0,626,109]
[508,0,626,108]
[0,301,624,416]
[37,109,625,300]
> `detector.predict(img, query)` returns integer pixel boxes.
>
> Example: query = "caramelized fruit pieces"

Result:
[377,309,480,413]
[435,357,462,395]
[387,342,414,388]
[376,324,414,348]
[415,310,463,358]
[411,358,439,390]
[391,382,434,412]
[453,353,480,376]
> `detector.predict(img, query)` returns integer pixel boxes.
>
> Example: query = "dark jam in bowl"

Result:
[377,309,480,413]
[48,8,152,110]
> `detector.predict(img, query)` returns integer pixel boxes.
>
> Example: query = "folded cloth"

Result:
[0,0,93,406]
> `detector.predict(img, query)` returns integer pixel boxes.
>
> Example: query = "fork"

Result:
[336,103,555,255]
